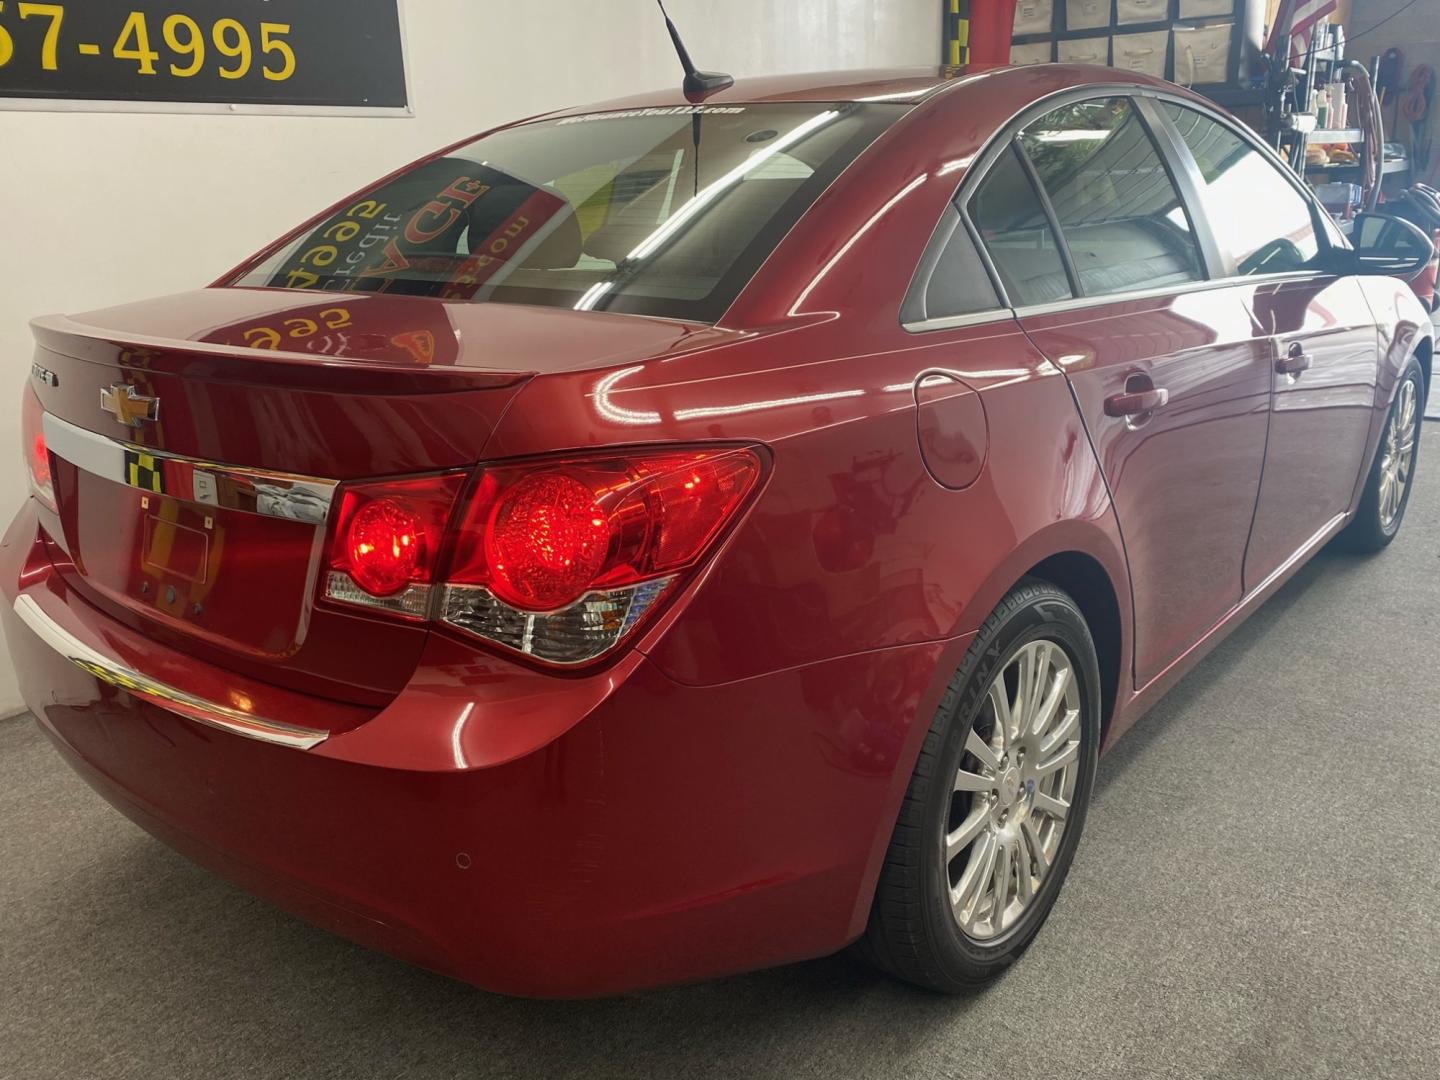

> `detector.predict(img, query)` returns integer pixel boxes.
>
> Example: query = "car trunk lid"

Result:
[28,288,732,712]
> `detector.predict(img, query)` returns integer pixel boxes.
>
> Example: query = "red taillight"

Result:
[21,388,56,511]
[484,473,612,610]
[322,446,764,664]
[347,499,427,597]
[31,433,50,489]
[644,453,762,571]
[325,473,466,616]
[448,448,763,613]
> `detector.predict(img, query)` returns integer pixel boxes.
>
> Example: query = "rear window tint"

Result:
[232,103,901,323]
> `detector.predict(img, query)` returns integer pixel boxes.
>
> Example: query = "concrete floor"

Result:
[4,426,1440,1080]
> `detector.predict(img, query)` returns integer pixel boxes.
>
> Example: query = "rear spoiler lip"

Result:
[30,313,535,395]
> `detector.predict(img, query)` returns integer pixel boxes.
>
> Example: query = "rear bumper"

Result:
[3,502,962,997]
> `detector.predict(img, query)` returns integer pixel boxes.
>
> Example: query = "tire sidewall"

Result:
[918,588,1102,982]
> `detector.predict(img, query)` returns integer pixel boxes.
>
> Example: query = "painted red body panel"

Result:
[1020,290,1273,686]
[6,65,1434,996]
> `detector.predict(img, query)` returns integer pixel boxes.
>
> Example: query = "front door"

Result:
[1154,101,1381,585]
[1243,277,1378,582]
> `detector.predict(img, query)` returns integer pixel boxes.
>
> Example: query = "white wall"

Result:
[0,0,939,713]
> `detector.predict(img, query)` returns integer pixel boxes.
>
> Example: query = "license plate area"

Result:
[141,513,210,584]
[44,415,337,660]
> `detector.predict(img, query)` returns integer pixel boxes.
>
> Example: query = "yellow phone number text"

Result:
[0,3,296,82]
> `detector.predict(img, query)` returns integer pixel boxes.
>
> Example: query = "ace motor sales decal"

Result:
[0,0,408,111]
[268,160,572,301]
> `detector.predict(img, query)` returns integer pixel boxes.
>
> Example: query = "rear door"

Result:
[1155,101,1379,585]
[965,95,1272,688]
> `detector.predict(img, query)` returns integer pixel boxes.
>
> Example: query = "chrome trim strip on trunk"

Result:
[13,593,330,751]
[42,413,338,525]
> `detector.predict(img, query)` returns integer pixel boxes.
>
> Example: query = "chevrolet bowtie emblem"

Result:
[100,385,160,428]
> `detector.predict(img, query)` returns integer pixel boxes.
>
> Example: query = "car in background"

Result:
[6,64,1434,997]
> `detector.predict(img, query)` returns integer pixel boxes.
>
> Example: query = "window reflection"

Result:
[1162,103,1321,275]
[1019,98,1204,297]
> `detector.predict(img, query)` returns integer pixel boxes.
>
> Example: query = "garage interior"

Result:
[2,0,1439,1077]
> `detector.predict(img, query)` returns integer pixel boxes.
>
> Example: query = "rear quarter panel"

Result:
[483,321,1130,690]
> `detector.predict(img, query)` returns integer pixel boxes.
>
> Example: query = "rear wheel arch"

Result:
[848,531,1129,943]
[1022,552,1122,746]
[1415,335,1433,397]
[946,522,1130,749]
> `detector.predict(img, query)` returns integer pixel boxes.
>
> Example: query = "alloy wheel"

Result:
[1379,377,1419,531]
[945,638,1082,942]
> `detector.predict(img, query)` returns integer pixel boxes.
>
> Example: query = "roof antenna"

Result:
[656,1,734,102]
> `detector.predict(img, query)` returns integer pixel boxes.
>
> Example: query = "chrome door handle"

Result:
[1104,387,1170,417]
[1276,343,1313,376]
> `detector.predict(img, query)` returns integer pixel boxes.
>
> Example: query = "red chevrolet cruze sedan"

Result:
[7,65,1434,997]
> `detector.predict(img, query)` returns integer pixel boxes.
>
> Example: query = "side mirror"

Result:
[1348,212,1436,278]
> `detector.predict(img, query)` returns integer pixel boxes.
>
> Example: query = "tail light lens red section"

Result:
[21,388,56,512]
[323,446,763,665]
[325,474,467,619]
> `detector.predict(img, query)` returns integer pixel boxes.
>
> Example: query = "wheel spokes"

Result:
[1039,704,1079,756]
[963,727,1000,774]
[1398,382,1416,432]
[946,802,991,863]
[989,837,1012,931]
[1011,646,1035,745]
[946,636,1084,942]
[1034,740,1079,778]
[1023,818,1049,875]
[1033,791,1070,821]
[987,680,1014,750]
[953,831,998,921]
[1015,832,1036,905]
[1380,379,1420,530]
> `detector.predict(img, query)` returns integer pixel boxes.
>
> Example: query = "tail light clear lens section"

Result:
[21,388,56,512]
[441,577,675,666]
[322,446,763,666]
[325,473,467,619]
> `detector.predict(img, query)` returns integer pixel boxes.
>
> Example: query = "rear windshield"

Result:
[232,103,900,322]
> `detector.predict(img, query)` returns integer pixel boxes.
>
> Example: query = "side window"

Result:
[1018,97,1205,297]
[920,215,1002,320]
[968,145,1074,306]
[1161,102,1322,275]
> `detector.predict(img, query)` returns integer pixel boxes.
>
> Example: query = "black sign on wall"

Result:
[0,0,409,113]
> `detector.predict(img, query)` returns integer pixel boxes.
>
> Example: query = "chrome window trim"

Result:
[13,593,330,751]
[1009,269,1333,320]
[1012,277,1237,318]
[901,307,1016,334]
[43,413,338,525]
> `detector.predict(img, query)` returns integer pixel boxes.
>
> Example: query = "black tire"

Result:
[1339,357,1425,553]
[857,580,1101,992]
